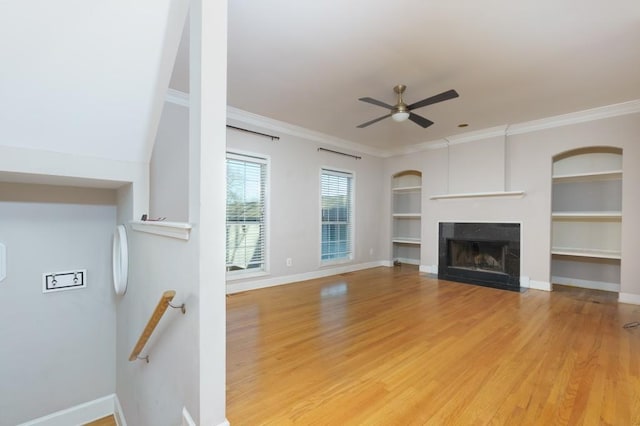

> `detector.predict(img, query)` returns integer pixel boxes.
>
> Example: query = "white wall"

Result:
[225,122,386,292]
[383,112,640,297]
[0,184,117,426]
[115,227,199,426]
[150,102,189,222]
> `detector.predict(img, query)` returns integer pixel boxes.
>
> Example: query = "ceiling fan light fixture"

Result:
[392,111,410,122]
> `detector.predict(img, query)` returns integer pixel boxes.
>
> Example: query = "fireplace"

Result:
[438,222,521,291]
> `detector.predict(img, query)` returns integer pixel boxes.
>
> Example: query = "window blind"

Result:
[321,169,353,262]
[226,153,267,274]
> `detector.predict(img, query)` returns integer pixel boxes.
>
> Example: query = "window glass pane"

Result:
[321,170,353,262]
[226,154,267,274]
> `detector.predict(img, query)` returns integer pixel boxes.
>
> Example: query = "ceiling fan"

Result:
[357,85,459,128]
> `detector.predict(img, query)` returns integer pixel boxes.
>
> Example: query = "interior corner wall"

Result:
[402,112,640,295]
[225,124,385,289]
[115,227,199,426]
[150,101,189,222]
[0,184,117,426]
[381,150,431,263]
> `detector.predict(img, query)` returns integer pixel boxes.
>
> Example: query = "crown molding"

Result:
[507,99,640,136]
[226,106,387,158]
[446,125,508,146]
[164,88,640,158]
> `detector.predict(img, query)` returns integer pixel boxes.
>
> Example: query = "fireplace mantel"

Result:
[430,190,525,200]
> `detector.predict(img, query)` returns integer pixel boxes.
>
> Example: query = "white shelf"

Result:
[551,248,621,260]
[130,220,192,240]
[552,170,622,183]
[392,237,421,245]
[551,211,621,220]
[392,213,421,218]
[392,185,422,192]
[430,190,525,200]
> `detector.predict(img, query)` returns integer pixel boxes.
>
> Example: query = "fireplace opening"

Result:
[448,240,508,275]
[438,222,521,291]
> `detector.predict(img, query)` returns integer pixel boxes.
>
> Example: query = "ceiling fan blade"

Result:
[408,112,434,128]
[407,89,459,111]
[357,114,391,128]
[358,97,394,110]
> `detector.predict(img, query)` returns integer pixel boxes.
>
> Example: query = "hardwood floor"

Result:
[84,415,116,426]
[227,265,640,425]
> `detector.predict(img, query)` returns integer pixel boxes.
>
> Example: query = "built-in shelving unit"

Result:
[551,147,622,291]
[392,171,422,265]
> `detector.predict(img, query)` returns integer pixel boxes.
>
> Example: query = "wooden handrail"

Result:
[129,290,178,362]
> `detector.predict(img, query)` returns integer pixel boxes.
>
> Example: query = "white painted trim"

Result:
[113,394,127,426]
[520,276,530,288]
[430,190,525,200]
[618,292,640,305]
[446,125,509,145]
[130,220,192,240]
[387,139,449,156]
[17,394,121,426]
[507,99,640,136]
[164,91,640,158]
[394,257,420,266]
[226,261,387,294]
[420,264,438,274]
[182,407,196,426]
[552,275,620,292]
[166,88,190,107]
[380,260,394,267]
[529,280,552,291]
[227,106,386,158]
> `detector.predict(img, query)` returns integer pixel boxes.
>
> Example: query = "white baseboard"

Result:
[552,276,620,293]
[618,292,640,305]
[528,280,552,291]
[419,264,437,274]
[226,261,387,294]
[18,394,124,426]
[394,257,420,266]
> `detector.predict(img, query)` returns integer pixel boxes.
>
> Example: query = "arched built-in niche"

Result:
[551,146,622,292]
[391,170,422,265]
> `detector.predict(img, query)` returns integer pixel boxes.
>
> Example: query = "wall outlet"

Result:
[286,258,292,267]
[42,269,87,293]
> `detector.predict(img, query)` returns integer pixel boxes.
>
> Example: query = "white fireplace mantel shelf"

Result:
[430,190,525,200]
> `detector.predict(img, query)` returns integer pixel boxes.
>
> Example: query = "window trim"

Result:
[225,150,270,280]
[319,167,355,266]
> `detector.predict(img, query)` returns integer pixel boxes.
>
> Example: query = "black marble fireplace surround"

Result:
[438,222,521,291]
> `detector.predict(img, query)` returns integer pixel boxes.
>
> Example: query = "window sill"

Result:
[130,220,192,240]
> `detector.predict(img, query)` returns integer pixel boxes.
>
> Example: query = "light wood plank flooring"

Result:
[227,265,640,425]
[84,415,116,426]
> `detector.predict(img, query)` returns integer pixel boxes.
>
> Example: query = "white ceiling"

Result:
[1,0,188,164]
[172,0,640,153]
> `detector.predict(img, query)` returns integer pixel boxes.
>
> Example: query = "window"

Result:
[321,169,353,263]
[226,152,267,275]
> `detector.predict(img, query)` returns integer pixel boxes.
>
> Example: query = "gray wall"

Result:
[0,183,117,426]
[226,122,386,289]
[115,227,199,426]
[150,102,189,222]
